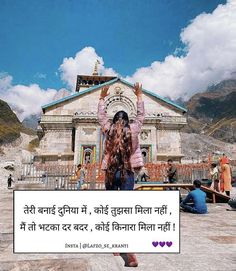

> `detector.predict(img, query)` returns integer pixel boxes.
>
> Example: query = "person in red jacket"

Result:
[97,82,145,267]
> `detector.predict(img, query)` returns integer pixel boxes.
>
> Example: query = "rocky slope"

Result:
[22,114,40,129]
[0,99,36,144]
[180,132,236,161]
[183,79,236,142]
[0,133,37,190]
[0,99,23,144]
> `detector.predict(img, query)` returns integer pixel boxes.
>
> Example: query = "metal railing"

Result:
[18,163,105,190]
[17,162,213,190]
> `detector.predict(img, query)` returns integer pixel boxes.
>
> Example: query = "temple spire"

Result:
[93,60,100,76]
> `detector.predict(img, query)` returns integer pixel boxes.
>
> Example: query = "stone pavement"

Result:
[0,188,235,271]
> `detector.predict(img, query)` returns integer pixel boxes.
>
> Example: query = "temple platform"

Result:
[0,187,235,271]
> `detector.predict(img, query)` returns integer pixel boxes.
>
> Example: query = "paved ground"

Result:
[0,187,235,271]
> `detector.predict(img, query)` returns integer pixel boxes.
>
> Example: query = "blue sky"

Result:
[1,0,235,120]
[0,0,226,90]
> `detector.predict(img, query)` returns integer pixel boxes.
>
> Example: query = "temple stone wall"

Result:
[139,125,157,162]
[157,129,182,156]
[38,80,186,164]
[73,124,100,165]
[39,129,72,154]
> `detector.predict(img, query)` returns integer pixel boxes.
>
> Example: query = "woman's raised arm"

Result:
[133,83,145,132]
[97,86,111,133]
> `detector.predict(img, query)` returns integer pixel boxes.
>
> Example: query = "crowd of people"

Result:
[166,154,233,214]
[67,151,233,222]
[210,153,232,197]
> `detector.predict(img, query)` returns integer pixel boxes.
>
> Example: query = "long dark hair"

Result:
[104,111,132,185]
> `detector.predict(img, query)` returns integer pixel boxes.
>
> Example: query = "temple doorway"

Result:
[81,145,96,164]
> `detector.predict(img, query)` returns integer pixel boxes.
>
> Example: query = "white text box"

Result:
[14,191,180,253]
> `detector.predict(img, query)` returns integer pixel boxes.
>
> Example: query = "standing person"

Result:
[210,163,220,192]
[75,164,85,190]
[219,154,228,192]
[98,83,144,268]
[7,174,14,188]
[140,166,150,182]
[135,167,149,183]
[167,159,178,185]
[180,180,208,214]
[219,153,229,166]
[221,162,232,197]
[41,172,48,184]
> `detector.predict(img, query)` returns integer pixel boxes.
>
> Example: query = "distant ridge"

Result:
[183,79,236,143]
[0,99,35,144]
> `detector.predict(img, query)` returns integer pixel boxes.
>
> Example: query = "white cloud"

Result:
[1,1,236,121]
[0,73,57,121]
[125,0,236,100]
[59,47,118,90]
[0,73,12,91]
[34,72,47,79]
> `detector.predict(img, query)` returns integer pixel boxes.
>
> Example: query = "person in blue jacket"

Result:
[180,180,208,214]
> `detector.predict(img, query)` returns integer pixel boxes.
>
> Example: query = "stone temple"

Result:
[36,73,187,165]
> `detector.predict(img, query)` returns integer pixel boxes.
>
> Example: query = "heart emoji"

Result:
[159,241,165,247]
[152,241,158,247]
[166,241,173,247]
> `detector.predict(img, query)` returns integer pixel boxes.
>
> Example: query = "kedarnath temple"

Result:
[36,66,187,165]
